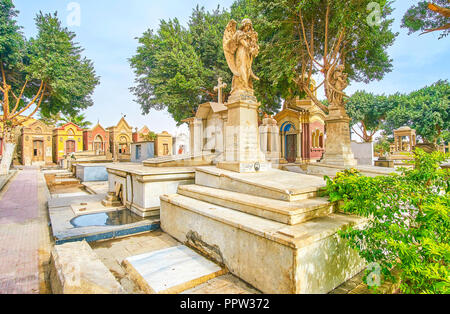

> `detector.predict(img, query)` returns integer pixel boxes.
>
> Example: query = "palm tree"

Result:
[59,113,92,129]
[38,112,62,127]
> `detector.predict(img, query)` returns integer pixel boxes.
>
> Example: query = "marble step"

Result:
[53,177,81,185]
[55,172,74,178]
[195,166,327,201]
[160,193,365,294]
[123,245,226,294]
[178,184,334,225]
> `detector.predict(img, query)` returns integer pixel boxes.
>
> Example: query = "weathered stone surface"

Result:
[321,106,357,167]
[75,163,109,182]
[123,245,226,294]
[106,164,195,217]
[217,99,269,173]
[351,141,375,166]
[160,193,365,294]
[50,241,124,294]
[306,163,397,178]
[177,184,333,225]
[196,166,326,201]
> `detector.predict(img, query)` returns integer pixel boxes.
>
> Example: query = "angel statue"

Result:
[327,64,348,107]
[223,19,260,97]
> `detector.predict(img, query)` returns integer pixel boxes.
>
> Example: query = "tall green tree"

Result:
[254,0,397,113]
[402,1,450,39]
[0,1,99,173]
[346,91,392,142]
[384,80,450,144]
[129,1,279,124]
[130,16,209,124]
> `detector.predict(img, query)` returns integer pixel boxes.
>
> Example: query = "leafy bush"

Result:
[325,149,449,294]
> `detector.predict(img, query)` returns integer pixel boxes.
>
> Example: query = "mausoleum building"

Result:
[274,96,326,163]
[107,117,133,161]
[133,126,151,143]
[83,123,109,154]
[20,119,53,166]
[52,122,84,163]
[155,131,173,157]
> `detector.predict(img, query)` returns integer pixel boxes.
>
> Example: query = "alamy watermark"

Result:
[67,2,81,27]
[66,260,81,287]
[367,2,382,26]
[366,262,382,287]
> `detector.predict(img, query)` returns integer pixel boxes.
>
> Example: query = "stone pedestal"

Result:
[321,106,357,167]
[217,94,270,173]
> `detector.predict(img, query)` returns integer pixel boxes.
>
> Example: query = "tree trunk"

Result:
[0,141,16,175]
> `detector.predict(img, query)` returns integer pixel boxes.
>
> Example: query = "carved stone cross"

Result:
[214,77,227,104]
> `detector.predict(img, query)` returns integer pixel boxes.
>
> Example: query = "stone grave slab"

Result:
[71,201,124,216]
[123,245,226,294]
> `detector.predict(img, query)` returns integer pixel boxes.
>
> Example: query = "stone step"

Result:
[178,184,334,225]
[55,172,74,178]
[123,245,226,294]
[53,177,81,185]
[160,193,365,294]
[195,166,326,201]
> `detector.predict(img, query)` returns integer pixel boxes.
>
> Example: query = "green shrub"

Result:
[325,149,450,294]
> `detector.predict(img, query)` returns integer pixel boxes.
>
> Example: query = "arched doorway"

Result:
[65,140,76,155]
[33,140,44,162]
[94,135,104,152]
[281,122,297,163]
[118,136,129,154]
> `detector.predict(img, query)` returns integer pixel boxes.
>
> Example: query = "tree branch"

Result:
[0,62,6,88]
[13,83,47,127]
[307,19,315,89]
[352,126,365,142]
[329,29,346,66]
[10,81,44,120]
[297,76,329,114]
[10,79,28,115]
[324,1,330,68]
[298,8,324,69]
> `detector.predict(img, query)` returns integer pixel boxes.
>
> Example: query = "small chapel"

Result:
[83,123,110,155]
[52,122,84,163]
[274,95,326,164]
[20,119,53,166]
[132,126,151,143]
[107,117,133,161]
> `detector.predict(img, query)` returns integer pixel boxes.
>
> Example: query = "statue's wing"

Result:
[223,20,239,76]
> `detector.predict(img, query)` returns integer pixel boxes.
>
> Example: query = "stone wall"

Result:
[351,141,374,166]
[50,241,124,294]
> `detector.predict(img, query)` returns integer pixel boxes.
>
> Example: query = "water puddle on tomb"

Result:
[70,210,147,228]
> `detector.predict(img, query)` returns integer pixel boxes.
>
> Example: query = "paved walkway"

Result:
[0,168,52,294]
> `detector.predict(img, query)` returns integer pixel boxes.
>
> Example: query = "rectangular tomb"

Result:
[76,163,109,182]
[159,166,366,294]
[106,164,195,218]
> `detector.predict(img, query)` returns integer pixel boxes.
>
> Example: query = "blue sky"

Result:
[13,0,450,135]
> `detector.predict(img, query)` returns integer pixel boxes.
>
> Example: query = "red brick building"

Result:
[132,126,151,143]
[83,123,109,154]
